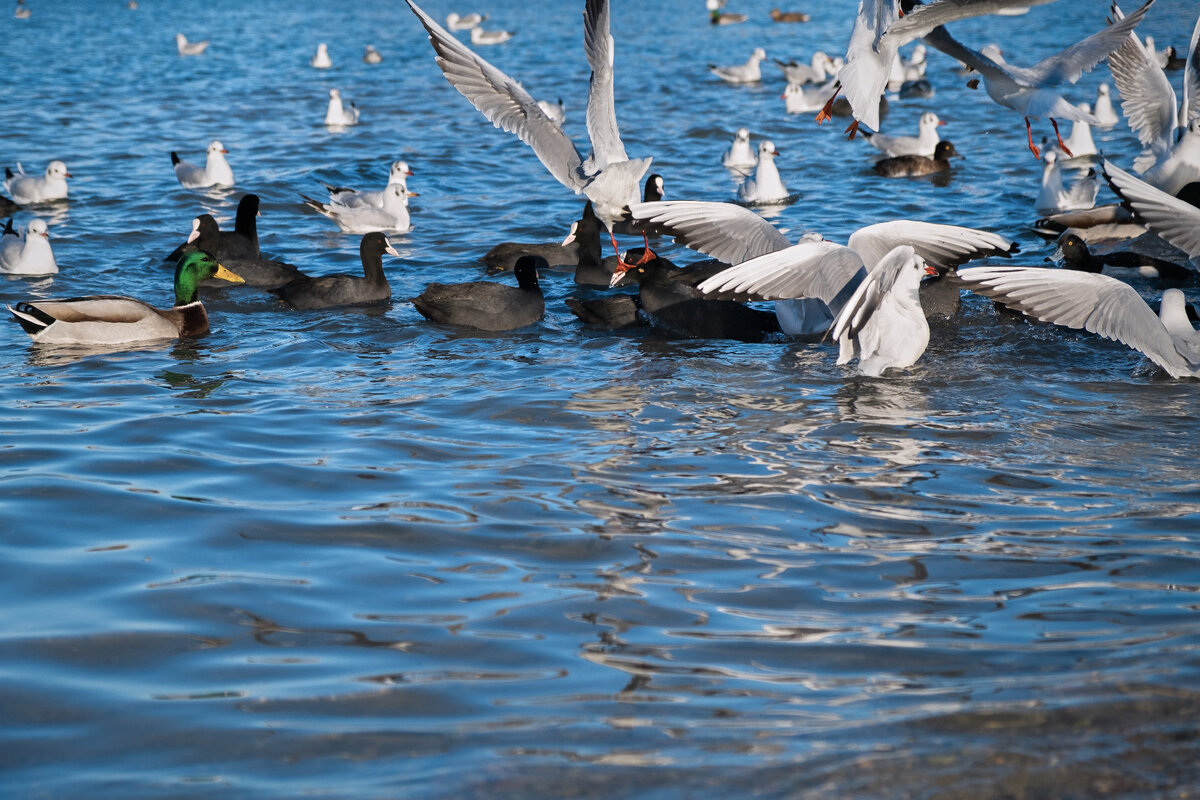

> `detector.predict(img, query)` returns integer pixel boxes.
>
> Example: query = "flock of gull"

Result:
[4,0,1200,380]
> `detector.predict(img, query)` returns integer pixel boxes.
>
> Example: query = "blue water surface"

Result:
[2,0,1200,797]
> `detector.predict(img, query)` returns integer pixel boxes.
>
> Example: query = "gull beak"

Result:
[938,120,946,126]
[923,265,939,277]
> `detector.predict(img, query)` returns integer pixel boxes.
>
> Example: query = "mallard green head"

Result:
[173,250,244,305]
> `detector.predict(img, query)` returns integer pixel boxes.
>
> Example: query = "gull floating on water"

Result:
[470,26,514,45]
[958,265,1200,379]
[1057,103,1097,158]
[405,0,654,270]
[171,140,234,189]
[1093,83,1120,127]
[4,160,70,204]
[324,161,415,209]
[302,183,413,233]
[1036,150,1098,214]
[774,51,836,85]
[311,42,332,68]
[175,33,208,56]
[0,218,57,276]
[14,0,31,19]
[722,127,757,170]
[783,79,839,114]
[863,111,944,158]
[737,141,789,204]
[363,45,383,64]
[710,48,766,84]
[922,0,1155,159]
[445,12,487,31]
[324,89,361,126]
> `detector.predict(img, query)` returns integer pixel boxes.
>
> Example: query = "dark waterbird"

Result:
[612,249,780,342]
[412,254,546,330]
[165,194,262,263]
[1050,232,1195,283]
[271,233,399,310]
[872,140,960,178]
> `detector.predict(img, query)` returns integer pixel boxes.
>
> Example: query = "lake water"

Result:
[3,0,1200,797]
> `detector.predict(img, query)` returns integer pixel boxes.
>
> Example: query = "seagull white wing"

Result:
[888,0,1057,44]
[1103,160,1200,257]
[1182,11,1200,127]
[831,245,913,343]
[1107,9,1178,155]
[847,220,1016,270]
[627,201,792,264]
[696,240,867,305]
[1011,0,1154,87]
[582,0,628,169]
[836,0,900,131]
[406,0,587,191]
[959,265,1193,376]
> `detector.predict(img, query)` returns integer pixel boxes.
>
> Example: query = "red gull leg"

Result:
[635,230,655,265]
[815,83,841,125]
[1050,118,1074,158]
[1025,117,1041,160]
[844,119,861,139]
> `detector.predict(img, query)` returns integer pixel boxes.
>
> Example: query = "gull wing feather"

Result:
[958,265,1192,376]
[831,246,916,343]
[582,0,628,169]
[1107,8,1178,155]
[1182,12,1200,126]
[696,240,867,304]
[847,220,1016,270]
[406,0,587,191]
[1103,160,1200,258]
[627,201,792,264]
[1011,0,1155,87]
[888,0,1056,44]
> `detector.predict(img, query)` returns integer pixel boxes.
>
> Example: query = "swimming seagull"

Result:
[958,265,1200,379]
[736,141,789,205]
[175,33,208,56]
[783,79,839,114]
[1058,102,1097,157]
[405,0,654,270]
[819,0,1058,138]
[1035,150,1098,214]
[4,160,70,204]
[709,48,767,84]
[0,218,57,276]
[722,127,757,170]
[862,110,944,158]
[324,161,415,209]
[1094,83,1120,126]
[302,183,413,233]
[445,12,487,31]
[171,140,234,189]
[363,45,383,64]
[311,43,332,68]
[921,0,1156,159]
[1107,3,1200,193]
[470,26,514,45]
[324,89,361,126]
[774,51,837,85]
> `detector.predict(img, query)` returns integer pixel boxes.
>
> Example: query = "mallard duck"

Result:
[7,251,243,344]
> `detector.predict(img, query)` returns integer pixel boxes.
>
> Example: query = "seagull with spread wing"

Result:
[922,0,1156,158]
[405,0,654,268]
